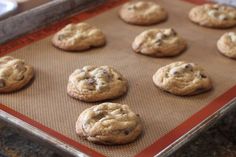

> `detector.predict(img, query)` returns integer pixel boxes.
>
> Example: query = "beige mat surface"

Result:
[1,0,236,156]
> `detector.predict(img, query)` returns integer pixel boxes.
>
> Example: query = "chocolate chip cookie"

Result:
[0,56,34,93]
[189,4,236,28]
[153,61,212,96]
[52,23,106,51]
[132,28,187,57]
[217,32,236,59]
[119,1,168,25]
[67,66,128,102]
[76,102,142,145]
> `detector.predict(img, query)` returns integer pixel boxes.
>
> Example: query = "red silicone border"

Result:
[2,1,235,157]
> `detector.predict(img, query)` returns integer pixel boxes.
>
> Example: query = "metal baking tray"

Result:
[1,0,236,156]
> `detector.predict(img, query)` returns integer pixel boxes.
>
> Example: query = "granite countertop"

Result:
[1,0,236,157]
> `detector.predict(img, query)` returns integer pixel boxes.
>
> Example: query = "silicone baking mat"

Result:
[1,0,236,157]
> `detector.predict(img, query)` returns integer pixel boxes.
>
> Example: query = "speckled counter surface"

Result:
[0,123,55,157]
[171,110,236,157]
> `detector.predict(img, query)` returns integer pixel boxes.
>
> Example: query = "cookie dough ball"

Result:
[189,3,236,28]
[67,66,128,102]
[119,1,168,25]
[217,32,236,59]
[0,56,34,93]
[76,102,142,145]
[153,61,212,96]
[132,28,187,57]
[52,22,106,51]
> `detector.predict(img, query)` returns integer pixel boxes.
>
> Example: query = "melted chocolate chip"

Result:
[88,78,95,85]
[184,64,190,69]
[117,77,123,81]
[200,73,207,79]
[0,79,6,88]
[155,41,162,46]
[184,64,193,71]
[169,29,177,36]
[94,113,105,120]
[124,130,130,135]
[163,33,169,38]
[172,30,177,36]
[127,7,133,10]
[58,35,65,41]
[119,108,125,114]
[173,71,180,75]
[127,5,135,10]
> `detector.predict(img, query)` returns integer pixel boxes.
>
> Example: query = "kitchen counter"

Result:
[172,110,236,157]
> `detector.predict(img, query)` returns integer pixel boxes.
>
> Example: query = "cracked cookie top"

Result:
[52,23,106,51]
[153,61,212,96]
[67,66,128,102]
[217,32,236,59]
[119,1,168,25]
[0,56,34,93]
[132,28,187,57]
[189,4,236,28]
[76,102,142,145]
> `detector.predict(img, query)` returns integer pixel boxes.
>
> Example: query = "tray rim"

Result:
[1,0,236,157]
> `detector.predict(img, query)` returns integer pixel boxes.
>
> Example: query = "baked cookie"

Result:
[0,56,34,93]
[132,28,187,57]
[67,66,128,102]
[52,22,106,51]
[76,102,142,145]
[189,4,236,28]
[217,32,236,59]
[119,1,168,25]
[153,61,212,96]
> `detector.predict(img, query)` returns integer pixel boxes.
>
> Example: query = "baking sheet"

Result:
[1,0,236,157]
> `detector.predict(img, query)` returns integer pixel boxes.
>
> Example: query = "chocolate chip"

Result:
[58,35,65,41]
[94,113,105,120]
[184,64,193,71]
[87,78,95,85]
[0,79,6,88]
[127,7,133,10]
[219,14,228,21]
[124,130,130,135]
[200,73,207,79]
[15,64,26,72]
[163,29,176,37]
[162,34,168,39]
[119,108,125,114]
[172,71,180,76]
[155,40,162,46]
[117,77,123,81]
[170,29,177,36]
[128,5,135,10]
[184,64,190,69]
